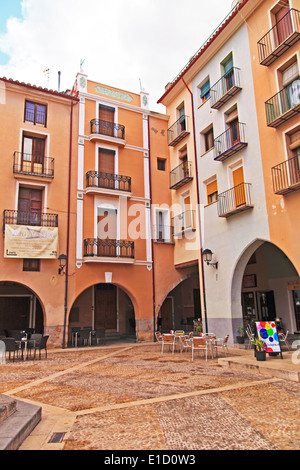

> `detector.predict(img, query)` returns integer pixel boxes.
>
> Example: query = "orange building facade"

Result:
[69,72,198,343]
[0,77,79,348]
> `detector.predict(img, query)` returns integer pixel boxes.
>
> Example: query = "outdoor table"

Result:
[15,338,36,360]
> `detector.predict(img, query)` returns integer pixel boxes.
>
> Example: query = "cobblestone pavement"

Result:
[1,343,299,450]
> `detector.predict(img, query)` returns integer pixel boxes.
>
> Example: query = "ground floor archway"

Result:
[0,281,44,335]
[157,274,200,333]
[68,283,136,345]
[234,240,300,335]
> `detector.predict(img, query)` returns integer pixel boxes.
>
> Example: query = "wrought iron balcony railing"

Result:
[170,161,193,189]
[272,154,300,195]
[172,210,196,237]
[86,171,131,192]
[153,225,174,244]
[83,239,134,259]
[90,119,125,140]
[13,152,54,178]
[214,123,247,162]
[210,67,241,110]
[3,210,58,231]
[167,115,190,146]
[217,183,253,218]
[258,8,300,66]
[265,78,300,127]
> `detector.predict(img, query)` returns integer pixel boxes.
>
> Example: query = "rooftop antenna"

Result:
[43,68,50,87]
[139,78,144,92]
[80,59,85,72]
[58,71,61,92]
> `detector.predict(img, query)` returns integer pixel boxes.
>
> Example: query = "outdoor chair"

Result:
[78,329,90,346]
[32,335,49,360]
[161,334,175,354]
[0,340,5,364]
[192,337,210,361]
[95,328,106,345]
[179,335,192,353]
[245,328,255,349]
[155,331,163,342]
[27,334,42,358]
[214,335,229,356]
[7,330,23,341]
[71,327,81,347]
[279,331,290,350]
[2,338,20,362]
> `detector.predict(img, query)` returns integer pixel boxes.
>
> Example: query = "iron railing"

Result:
[86,171,131,192]
[214,122,247,161]
[90,119,125,140]
[217,183,253,218]
[172,210,196,236]
[258,8,300,66]
[13,152,54,178]
[153,225,174,243]
[24,107,46,126]
[265,78,300,127]
[3,210,58,231]
[170,161,193,189]
[272,154,300,195]
[210,67,241,109]
[84,239,134,259]
[167,115,190,146]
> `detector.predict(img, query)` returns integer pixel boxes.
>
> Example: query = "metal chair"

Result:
[32,335,49,360]
[214,335,229,356]
[179,335,192,353]
[192,337,209,361]
[95,328,106,345]
[155,331,163,342]
[278,331,290,350]
[1,338,19,362]
[161,334,175,354]
[78,329,90,346]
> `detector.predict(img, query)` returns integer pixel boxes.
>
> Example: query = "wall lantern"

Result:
[202,249,218,269]
[58,254,67,275]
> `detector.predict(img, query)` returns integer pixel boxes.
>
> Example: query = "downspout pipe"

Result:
[147,115,157,342]
[62,98,74,349]
[181,77,208,333]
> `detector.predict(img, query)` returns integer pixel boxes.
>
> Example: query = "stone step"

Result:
[0,397,41,450]
[0,395,17,425]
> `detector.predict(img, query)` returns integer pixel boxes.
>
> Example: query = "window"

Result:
[24,101,47,126]
[178,104,186,132]
[22,135,45,174]
[225,107,240,145]
[200,79,210,103]
[206,179,218,205]
[157,158,166,171]
[204,127,214,152]
[221,53,234,91]
[23,259,40,271]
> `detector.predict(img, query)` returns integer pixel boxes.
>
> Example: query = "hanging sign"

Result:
[255,321,282,355]
[4,224,58,259]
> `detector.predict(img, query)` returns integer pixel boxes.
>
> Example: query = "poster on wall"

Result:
[255,321,282,357]
[4,224,58,259]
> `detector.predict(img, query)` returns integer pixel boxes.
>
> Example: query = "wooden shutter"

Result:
[275,4,292,45]
[98,148,115,174]
[233,167,246,207]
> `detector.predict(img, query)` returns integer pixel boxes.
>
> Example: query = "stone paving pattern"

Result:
[0,343,299,450]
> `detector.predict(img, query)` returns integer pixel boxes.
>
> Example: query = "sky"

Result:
[0,0,235,112]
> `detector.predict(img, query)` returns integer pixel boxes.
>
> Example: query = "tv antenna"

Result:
[80,59,85,72]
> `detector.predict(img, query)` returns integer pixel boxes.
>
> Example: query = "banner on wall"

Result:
[4,224,58,259]
[255,321,282,355]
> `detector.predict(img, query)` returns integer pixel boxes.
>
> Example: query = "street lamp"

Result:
[58,254,67,275]
[202,249,218,269]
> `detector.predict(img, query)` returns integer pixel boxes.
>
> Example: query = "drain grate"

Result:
[48,432,66,443]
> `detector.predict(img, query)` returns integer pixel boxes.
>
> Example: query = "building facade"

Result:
[0,77,79,348]
[158,0,300,341]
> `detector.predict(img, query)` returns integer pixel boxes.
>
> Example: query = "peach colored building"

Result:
[68,72,198,343]
[0,77,79,348]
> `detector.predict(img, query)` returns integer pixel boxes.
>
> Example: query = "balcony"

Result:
[13,152,54,179]
[153,225,174,244]
[265,78,300,127]
[83,239,134,260]
[168,115,190,147]
[170,161,193,189]
[172,210,196,237]
[214,123,247,162]
[217,183,254,218]
[89,119,125,144]
[210,67,241,110]
[272,154,300,195]
[86,171,131,193]
[3,210,58,231]
[258,9,300,66]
